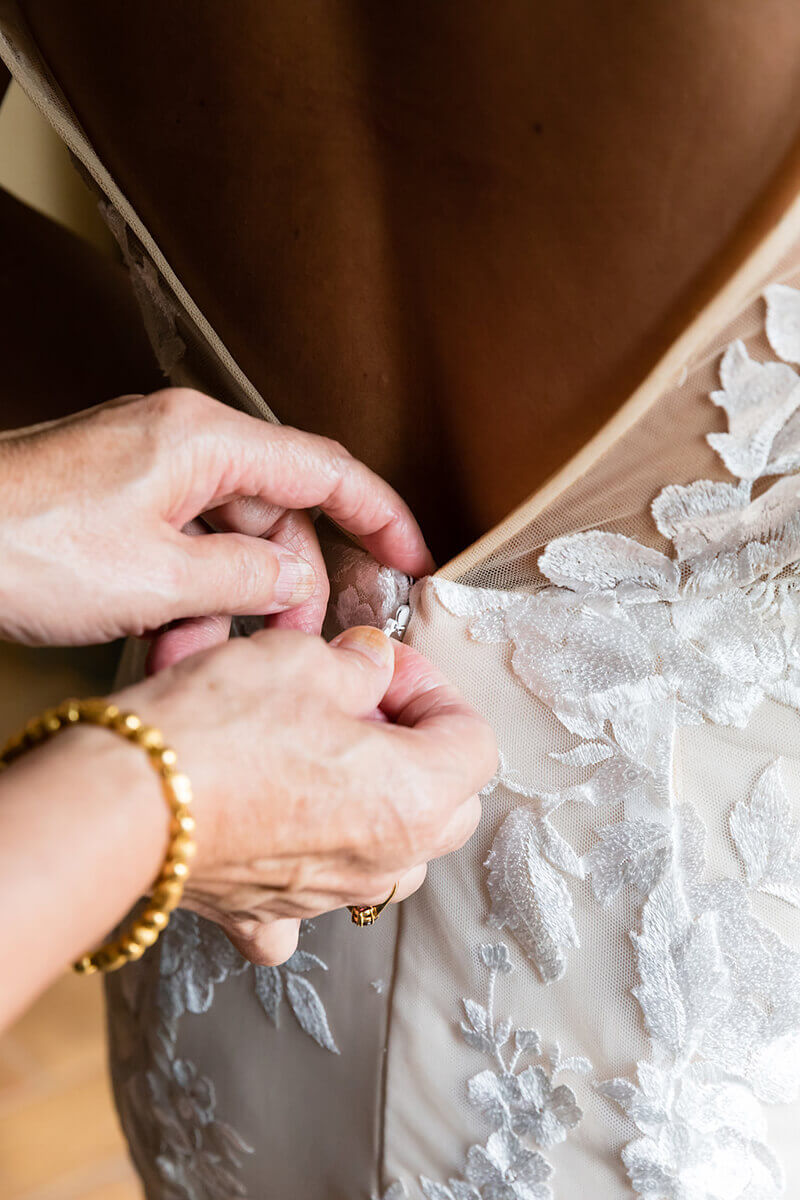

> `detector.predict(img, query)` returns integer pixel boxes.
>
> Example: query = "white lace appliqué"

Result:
[383,943,588,1200]
[430,285,800,1199]
[730,761,800,909]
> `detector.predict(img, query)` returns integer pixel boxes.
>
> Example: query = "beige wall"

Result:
[0,80,112,253]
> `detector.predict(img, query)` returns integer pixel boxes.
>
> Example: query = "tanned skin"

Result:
[18,2,800,557]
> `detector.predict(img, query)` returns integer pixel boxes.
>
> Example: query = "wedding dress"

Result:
[6,7,800,1199]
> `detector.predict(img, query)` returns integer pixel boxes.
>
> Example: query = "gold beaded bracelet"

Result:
[0,697,196,975]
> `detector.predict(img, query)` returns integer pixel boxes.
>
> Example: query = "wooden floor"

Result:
[0,975,141,1199]
[0,643,142,1199]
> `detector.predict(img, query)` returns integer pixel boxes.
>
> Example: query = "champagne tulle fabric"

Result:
[6,8,800,1198]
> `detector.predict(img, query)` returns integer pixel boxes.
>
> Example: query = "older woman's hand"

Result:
[0,387,433,648]
[0,622,496,1022]
[0,386,496,1019]
[78,626,496,968]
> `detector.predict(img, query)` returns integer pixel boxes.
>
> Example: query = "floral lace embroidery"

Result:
[155,910,339,1053]
[383,944,588,1200]
[483,767,584,984]
[113,941,254,1199]
[114,913,338,1196]
[253,949,339,1053]
[129,1033,254,1199]
[429,284,800,1198]
[730,760,800,908]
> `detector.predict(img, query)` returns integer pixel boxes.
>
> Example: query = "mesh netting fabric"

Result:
[381,241,800,1197]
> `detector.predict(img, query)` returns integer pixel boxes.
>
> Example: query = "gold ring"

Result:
[347,882,398,927]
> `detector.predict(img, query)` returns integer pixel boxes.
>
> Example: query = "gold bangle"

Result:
[0,697,196,975]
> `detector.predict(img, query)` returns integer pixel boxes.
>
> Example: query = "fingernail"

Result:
[274,554,316,605]
[330,625,394,668]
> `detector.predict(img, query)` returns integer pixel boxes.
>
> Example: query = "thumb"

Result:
[325,626,397,717]
[174,530,316,617]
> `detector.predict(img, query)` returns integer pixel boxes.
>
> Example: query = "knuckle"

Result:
[146,387,216,431]
[319,435,351,464]
[405,786,448,853]
[142,387,182,424]
[216,634,254,667]
[441,798,482,855]
[294,635,342,685]
[186,633,252,687]
[440,713,498,795]
[257,939,299,968]
[402,864,428,898]
[281,630,329,675]
[147,544,193,614]
[346,872,397,906]
[228,916,261,944]
[169,386,214,415]
[416,813,450,857]
[250,627,331,686]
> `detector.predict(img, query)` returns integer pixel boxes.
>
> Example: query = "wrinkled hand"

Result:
[115,624,498,964]
[0,388,433,649]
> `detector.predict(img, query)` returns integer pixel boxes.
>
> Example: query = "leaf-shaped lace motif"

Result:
[156,915,340,1054]
[706,340,800,480]
[485,808,579,983]
[730,760,800,907]
[765,283,800,364]
[158,911,249,1019]
[254,950,339,1052]
[253,964,282,1022]
[586,818,671,906]
[631,877,731,1059]
[539,531,679,601]
[283,971,339,1053]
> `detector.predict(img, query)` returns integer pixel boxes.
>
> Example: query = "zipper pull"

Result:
[384,603,411,641]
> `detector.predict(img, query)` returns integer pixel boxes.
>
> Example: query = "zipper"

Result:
[383,602,411,641]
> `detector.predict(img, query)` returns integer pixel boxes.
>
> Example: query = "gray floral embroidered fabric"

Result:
[108,912,339,1197]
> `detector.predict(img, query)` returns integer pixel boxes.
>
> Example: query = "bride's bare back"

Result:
[22,0,800,557]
